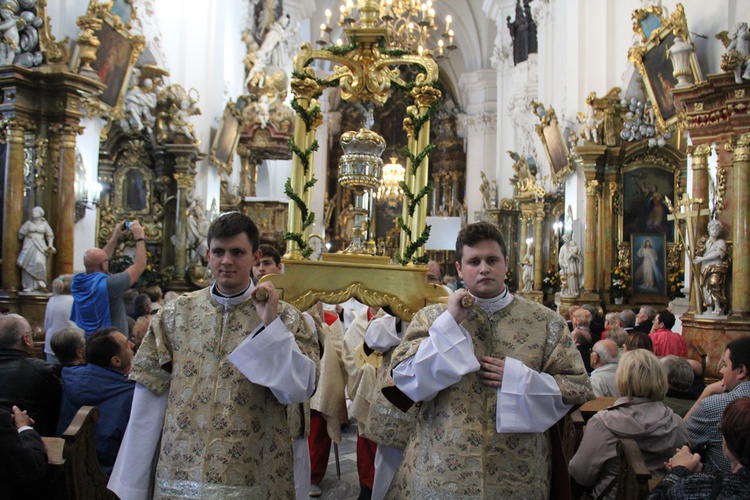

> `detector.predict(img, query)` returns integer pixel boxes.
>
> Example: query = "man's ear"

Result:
[455,260,462,280]
[253,249,262,266]
[111,355,122,369]
[738,363,749,381]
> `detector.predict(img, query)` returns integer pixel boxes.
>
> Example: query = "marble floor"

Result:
[315,423,363,500]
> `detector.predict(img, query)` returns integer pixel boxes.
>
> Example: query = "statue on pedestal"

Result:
[17,206,56,293]
[559,233,582,297]
[717,22,750,84]
[521,245,534,292]
[693,219,729,315]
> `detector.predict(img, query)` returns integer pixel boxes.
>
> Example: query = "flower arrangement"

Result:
[668,269,685,300]
[610,266,632,299]
[542,268,561,292]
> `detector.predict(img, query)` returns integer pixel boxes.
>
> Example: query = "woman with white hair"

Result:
[43,275,76,363]
[569,349,688,499]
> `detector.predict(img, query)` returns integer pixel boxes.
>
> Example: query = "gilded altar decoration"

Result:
[120,65,169,136]
[0,0,45,67]
[154,84,201,145]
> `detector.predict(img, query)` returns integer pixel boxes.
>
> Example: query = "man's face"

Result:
[651,314,662,333]
[207,233,260,295]
[111,332,135,373]
[636,308,648,324]
[456,240,508,299]
[719,348,746,392]
[425,262,442,284]
[253,256,282,281]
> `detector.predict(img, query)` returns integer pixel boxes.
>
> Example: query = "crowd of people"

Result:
[1,215,749,499]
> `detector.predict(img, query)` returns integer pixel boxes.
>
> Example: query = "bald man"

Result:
[0,314,61,437]
[589,339,620,397]
[70,220,147,336]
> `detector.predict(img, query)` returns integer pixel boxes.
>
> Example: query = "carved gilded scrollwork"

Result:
[37,0,71,64]
[617,241,631,275]
[667,241,684,277]
[34,137,49,193]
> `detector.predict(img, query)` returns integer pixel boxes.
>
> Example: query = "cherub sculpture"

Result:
[577,94,603,144]
[717,22,750,84]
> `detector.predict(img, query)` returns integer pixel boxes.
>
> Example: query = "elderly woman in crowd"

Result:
[569,349,688,499]
[43,275,76,364]
[648,397,750,499]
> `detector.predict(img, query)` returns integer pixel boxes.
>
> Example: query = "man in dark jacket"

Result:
[57,326,135,472]
[0,405,48,499]
[0,314,61,437]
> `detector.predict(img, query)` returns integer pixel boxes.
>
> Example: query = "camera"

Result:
[122,221,133,231]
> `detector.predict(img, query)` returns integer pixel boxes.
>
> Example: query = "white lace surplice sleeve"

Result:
[392,311,480,403]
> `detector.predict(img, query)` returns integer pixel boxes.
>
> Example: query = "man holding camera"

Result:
[70,221,147,336]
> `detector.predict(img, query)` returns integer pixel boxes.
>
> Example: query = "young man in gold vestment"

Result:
[109,212,319,499]
[383,221,593,499]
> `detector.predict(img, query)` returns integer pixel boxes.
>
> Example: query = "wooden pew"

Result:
[615,438,660,500]
[61,405,117,500]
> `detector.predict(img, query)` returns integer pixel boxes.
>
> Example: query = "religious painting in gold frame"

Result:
[628,4,702,133]
[209,100,242,177]
[531,101,572,186]
[70,1,144,118]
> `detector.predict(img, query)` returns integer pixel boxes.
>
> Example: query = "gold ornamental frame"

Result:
[209,100,243,177]
[70,0,145,119]
[531,101,573,186]
[628,4,702,134]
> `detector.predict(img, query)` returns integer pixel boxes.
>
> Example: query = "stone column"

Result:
[51,124,79,277]
[533,204,544,290]
[167,145,199,280]
[584,179,600,295]
[730,133,750,317]
[1,121,26,292]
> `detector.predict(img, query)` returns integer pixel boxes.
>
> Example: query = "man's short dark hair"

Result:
[455,222,507,263]
[86,327,123,368]
[625,331,653,352]
[207,212,260,252]
[50,327,85,365]
[657,310,676,330]
[145,285,162,303]
[727,337,750,375]
[258,244,282,266]
[133,293,151,318]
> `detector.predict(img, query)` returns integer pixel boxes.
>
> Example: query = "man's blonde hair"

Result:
[616,349,668,401]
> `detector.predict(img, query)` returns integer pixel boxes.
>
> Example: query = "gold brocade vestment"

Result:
[384,296,592,499]
[130,288,317,499]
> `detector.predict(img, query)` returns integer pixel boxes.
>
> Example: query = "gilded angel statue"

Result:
[717,22,750,84]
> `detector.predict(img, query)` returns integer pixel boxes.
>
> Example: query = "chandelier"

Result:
[318,0,456,59]
[376,156,405,206]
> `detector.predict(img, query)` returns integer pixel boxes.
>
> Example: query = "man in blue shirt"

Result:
[70,220,147,336]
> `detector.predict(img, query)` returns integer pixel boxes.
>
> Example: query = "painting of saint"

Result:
[622,167,674,243]
[643,32,680,125]
[125,169,147,211]
[91,21,133,108]
[631,234,666,296]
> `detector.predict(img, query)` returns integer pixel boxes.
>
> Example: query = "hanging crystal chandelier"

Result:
[318,0,456,59]
[376,156,405,206]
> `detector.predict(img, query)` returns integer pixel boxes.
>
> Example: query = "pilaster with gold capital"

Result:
[533,205,545,291]
[730,133,750,316]
[1,121,26,291]
[690,143,711,240]
[49,123,81,278]
[167,144,200,280]
[584,179,601,294]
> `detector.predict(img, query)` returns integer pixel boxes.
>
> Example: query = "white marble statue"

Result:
[579,102,602,144]
[121,70,158,134]
[245,14,296,88]
[521,246,534,292]
[186,198,209,262]
[559,233,582,296]
[693,219,729,315]
[718,22,750,84]
[0,1,21,66]
[17,206,55,293]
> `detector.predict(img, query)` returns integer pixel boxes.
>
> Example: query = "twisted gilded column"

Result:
[533,205,544,291]
[1,121,25,291]
[407,86,440,262]
[584,179,600,294]
[730,134,750,317]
